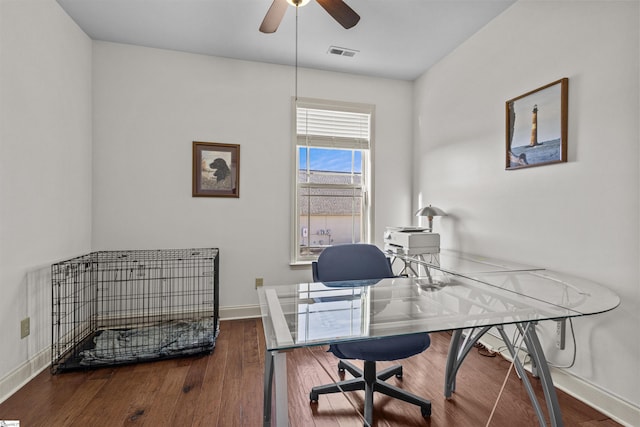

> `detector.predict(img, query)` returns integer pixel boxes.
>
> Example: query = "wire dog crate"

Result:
[51,248,219,374]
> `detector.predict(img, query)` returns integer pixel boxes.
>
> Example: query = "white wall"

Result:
[0,0,92,382]
[91,42,414,308]
[414,0,639,409]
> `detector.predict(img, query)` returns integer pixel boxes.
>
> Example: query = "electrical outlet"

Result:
[555,319,566,350]
[255,277,264,289]
[20,317,30,339]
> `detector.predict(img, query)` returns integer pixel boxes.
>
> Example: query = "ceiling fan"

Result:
[259,0,360,33]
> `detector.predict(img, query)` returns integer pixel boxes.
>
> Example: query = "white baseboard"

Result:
[478,333,640,427]
[0,348,50,405]
[219,304,261,320]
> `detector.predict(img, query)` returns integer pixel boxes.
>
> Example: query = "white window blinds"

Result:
[296,105,371,150]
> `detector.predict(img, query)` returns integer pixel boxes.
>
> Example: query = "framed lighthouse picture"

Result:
[506,78,568,170]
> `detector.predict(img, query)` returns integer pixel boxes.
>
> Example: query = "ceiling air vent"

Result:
[327,46,358,57]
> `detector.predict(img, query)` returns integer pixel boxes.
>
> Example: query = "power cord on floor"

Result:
[475,342,497,357]
[485,323,531,427]
[547,318,577,369]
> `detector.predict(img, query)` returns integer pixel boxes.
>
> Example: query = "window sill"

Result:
[289,261,313,268]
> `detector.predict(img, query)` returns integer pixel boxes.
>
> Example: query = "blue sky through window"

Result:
[299,147,362,173]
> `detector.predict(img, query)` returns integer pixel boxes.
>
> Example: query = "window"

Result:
[292,98,374,263]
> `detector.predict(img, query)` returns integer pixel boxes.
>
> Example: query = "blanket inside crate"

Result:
[80,318,217,365]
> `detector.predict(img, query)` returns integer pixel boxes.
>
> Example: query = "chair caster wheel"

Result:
[395,366,403,378]
[310,391,319,403]
[421,405,431,417]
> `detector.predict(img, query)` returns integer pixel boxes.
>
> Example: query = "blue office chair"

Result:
[309,244,431,425]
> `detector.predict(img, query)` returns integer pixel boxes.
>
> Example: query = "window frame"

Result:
[291,97,375,265]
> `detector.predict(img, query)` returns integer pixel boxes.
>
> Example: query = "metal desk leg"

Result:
[263,351,274,427]
[444,330,463,397]
[274,352,289,426]
[497,323,564,427]
[496,325,546,427]
[444,326,493,398]
[521,324,564,427]
[263,351,289,427]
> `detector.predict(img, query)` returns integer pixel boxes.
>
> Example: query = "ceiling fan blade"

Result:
[259,0,289,33]
[316,0,360,29]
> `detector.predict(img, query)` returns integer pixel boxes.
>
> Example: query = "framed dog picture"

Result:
[506,78,568,170]
[193,141,240,197]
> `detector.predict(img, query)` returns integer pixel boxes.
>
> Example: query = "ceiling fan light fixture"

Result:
[286,0,311,7]
[260,0,360,33]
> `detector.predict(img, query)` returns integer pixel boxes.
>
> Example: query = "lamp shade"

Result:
[415,205,445,217]
[415,205,445,232]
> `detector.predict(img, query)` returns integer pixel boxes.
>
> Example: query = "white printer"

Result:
[384,227,440,255]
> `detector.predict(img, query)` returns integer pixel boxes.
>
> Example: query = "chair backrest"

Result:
[312,244,430,362]
[312,244,394,282]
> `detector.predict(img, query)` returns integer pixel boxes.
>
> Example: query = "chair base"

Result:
[310,360,431,426]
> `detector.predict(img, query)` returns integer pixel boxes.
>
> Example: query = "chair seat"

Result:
[330,333,431,361]
[309,244,432,426]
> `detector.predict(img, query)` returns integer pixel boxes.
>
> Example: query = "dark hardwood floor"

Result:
[0,319,621,426]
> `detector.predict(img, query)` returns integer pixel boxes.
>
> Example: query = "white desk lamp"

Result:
[415,205,445,232]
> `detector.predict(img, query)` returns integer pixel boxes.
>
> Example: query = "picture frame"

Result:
[192,141,240,197]
[506,78,568,170]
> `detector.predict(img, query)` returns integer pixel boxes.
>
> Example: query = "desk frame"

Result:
[261,251,618,427]
[402,250,562,426]
[445,324,561,427]
[263,324,561,427]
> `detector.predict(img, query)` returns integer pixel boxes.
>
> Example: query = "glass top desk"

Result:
[388,248,547,278]
[257,253,619,427]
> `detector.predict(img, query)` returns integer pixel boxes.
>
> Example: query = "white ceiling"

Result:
[56,0,516,81]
